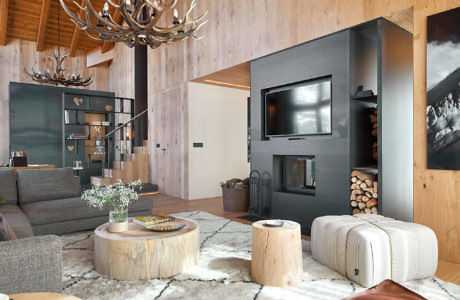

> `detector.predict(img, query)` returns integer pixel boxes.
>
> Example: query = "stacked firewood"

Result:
[370,108,378,161]
[350,170,378,215]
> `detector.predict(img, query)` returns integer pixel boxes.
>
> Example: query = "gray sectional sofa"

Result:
[0,167,153,294]
[1,167,153,235]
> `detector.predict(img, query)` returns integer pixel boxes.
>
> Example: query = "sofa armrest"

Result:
[0,235,62,294]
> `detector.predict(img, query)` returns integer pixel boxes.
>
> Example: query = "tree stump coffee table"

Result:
[251,220,303,287]
[94,217,199,280]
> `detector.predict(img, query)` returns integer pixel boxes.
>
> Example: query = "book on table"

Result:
[133,214,175,226]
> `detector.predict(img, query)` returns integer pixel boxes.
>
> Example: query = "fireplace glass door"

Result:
[283,156,315,194]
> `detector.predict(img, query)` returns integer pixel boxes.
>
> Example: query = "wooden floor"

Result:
[147,194,460,286]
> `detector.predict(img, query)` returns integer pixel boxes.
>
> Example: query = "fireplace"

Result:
[282,156,316,194]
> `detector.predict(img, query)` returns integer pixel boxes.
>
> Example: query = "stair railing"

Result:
[101,108,148,178]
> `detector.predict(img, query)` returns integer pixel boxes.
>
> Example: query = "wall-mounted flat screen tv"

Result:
[265,77,332,137]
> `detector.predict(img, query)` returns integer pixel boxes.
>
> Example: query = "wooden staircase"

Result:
[90,145,149,186]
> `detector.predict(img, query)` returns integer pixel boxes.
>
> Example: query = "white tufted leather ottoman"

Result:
[311,214,438,287]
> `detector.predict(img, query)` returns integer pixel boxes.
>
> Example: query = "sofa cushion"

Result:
[17,168,80,205]
[0,211,18,241]
[22,195,153,226]
[0,170,18,205]
[0,205,34,238]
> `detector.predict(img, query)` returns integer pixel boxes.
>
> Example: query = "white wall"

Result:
[188,82,250,200]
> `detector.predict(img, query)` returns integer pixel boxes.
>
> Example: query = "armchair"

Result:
[0,235,62,295]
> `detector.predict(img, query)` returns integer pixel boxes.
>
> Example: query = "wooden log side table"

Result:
[251,220,303,287]
[94,217,199,280]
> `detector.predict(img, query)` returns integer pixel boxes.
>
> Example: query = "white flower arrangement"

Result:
[82,179,142,222]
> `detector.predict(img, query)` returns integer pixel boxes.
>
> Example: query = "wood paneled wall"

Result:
[109,42,135,99]
[147,0,460,263]
[0,39,111,163]
[412,0,460,264]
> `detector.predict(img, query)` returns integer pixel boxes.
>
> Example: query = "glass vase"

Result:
[109,206,128,232]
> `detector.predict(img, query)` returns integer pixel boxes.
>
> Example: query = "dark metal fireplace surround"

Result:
[249,18,414,235]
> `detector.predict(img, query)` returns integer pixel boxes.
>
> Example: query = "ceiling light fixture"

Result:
[60,0,208,49]
[25,0,93,87]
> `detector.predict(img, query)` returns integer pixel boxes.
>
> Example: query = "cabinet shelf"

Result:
[352,95,377,104]
[352,166,378,174]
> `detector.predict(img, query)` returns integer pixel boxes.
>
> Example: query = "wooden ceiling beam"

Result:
[69,0,85,57]
[101,9,122,53]
[36,0,51,51]
[0,0,9,46]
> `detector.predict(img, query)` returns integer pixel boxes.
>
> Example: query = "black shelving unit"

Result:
[62,92,134,188]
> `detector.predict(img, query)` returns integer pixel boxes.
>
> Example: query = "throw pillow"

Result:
[0,211,17,241]
[342,279,425,300]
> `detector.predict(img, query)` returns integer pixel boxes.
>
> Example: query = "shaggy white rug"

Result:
[60,211,460,300]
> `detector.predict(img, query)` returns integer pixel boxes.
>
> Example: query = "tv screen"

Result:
[265,77,332,137]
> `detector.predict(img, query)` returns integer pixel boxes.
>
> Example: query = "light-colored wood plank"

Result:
[36,0,51,51]
[0,0,8,46]
[191,61,250,90]
[435,260,460,286]
[384,6,414,33]
[9,292,80,300]
[87,47,113,67]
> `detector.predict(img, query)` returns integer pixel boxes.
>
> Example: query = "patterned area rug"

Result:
[61,211,460,300]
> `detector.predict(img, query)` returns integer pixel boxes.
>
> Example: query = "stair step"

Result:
[103,168,113,178]
[113,161,123,170]
[134,146,147,154]
[90,176,114,186]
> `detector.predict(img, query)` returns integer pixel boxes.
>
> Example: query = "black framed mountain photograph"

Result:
[426,7,460,170]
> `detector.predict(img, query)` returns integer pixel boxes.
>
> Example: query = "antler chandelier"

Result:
[60,0,208,49]
[25,0,92,86]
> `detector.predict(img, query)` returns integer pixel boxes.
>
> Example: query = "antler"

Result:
[59,0,207,49]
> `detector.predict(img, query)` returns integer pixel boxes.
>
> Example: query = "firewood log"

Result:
[352,189,363,195]
[358,202,366,209]
[363,187,374,193]
[350,193,357,201]
[356,195,363,201]
[356,180,362,185]
[373,152,378,160]
[366,198,378,208]
[365,192,372,198]
[351,183,359,190]
[351,177,357,183]
[371,128,378,137]
[364,179,373,186]
[364,207,371,214]
[351,170,375,181]
[350,200,358,207]
[360,183,367,189]
[370,114,377,123]
[362,196,369,202]
[372,192,378,198]
[373,182,378,193]
[371,207,378,214]
[352,208,360,215]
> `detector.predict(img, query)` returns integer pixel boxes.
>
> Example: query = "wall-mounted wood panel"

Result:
[0,39,111,164]
[109,42,135,98]
[412,0,460,264]
[147,0,460,263]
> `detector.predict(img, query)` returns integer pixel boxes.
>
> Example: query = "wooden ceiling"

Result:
[192,62,250,90]
[1,0,115,55]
